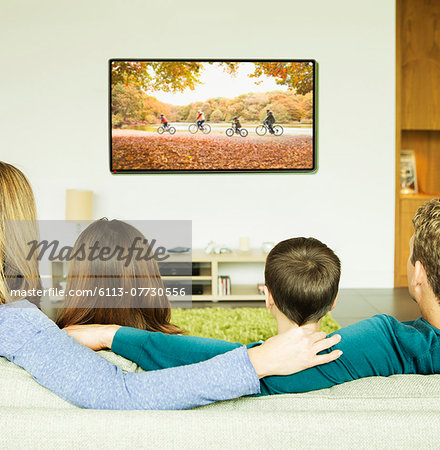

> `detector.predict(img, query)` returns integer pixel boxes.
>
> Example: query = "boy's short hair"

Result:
[264,237,341,326]
[412,198,440,300]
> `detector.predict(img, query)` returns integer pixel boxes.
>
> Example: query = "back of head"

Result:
[264,237,341,325]
[0,161,41,305]
[412,198,440,301]
[56,219,182,334]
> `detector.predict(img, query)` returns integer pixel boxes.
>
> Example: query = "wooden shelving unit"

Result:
[50,249,268,302]
[395,0,440,286]
[162,249,267,301]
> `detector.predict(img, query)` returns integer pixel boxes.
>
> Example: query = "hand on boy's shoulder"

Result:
[247,328,342,379]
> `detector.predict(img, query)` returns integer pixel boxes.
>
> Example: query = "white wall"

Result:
[0,0,395,287]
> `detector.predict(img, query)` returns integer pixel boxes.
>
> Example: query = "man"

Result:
[265,109,276,134]
[406,199,440,329]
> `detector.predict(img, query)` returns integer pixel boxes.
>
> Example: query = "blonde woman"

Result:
[0,164,41,307]
[0,161,342,409]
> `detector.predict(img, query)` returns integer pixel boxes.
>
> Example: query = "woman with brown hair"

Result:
[0,160,340,409]
[56,219,182,334]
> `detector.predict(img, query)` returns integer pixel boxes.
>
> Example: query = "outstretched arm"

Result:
[110,328,350,391]
[1,301,342,409]
[68,317,404,396]
[111,326,242,370]
[66,323,344,388]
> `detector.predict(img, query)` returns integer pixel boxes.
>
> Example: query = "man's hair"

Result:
[411,198,440,300]
[264,237,341,326]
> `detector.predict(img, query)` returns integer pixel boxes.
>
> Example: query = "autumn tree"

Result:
[111,61,204,93]
[223,102,244,121]
[269,93,302,121]
[177,104,191,121]
[143,95,174,123]
[247,92,269,106]
[210,109,224,122]
[175,90,312,124]
[112,61,314,96]
[201,102,211,119]
[300,92,313,120]
[111,65,314,126]
[112,84,144,125]
[249,62,313,95]
[112,84,179,125]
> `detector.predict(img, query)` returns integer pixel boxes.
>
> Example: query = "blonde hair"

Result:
[0,162,41,305]
[412,198,440,300]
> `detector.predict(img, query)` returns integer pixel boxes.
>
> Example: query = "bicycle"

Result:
[255,122,283,136]
[157,124,176,135]
[188,122,211,134]
[225,123,248,137]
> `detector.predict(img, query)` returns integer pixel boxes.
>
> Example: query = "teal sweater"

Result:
[111,314,440,395]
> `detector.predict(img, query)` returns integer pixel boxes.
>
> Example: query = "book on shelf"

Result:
[218,275,231,296]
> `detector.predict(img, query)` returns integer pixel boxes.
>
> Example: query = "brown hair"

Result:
[56,219,183,334]
[411,198,440,300]
[264,237,341,326]
[0,161,41,305]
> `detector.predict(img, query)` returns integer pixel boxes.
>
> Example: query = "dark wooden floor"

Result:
[173,288,421,327]
[329,288,419,327]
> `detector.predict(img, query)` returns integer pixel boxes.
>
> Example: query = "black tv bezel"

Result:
[109,58,317,174]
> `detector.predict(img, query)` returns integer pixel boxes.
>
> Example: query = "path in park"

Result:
[115,123,313,137]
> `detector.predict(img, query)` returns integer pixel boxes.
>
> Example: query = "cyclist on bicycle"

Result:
[233,116,242,132]
[196,111,206,129]
[160,113,168,130]
[264,109,276,134]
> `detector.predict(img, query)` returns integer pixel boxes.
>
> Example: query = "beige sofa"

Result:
[1,352,439,449]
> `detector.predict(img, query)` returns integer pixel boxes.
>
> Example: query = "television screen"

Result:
[109,59,315,173]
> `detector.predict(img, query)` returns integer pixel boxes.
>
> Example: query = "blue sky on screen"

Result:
[153,62,287,106]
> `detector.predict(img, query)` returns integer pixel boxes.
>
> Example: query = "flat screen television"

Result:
[109,59,316,173]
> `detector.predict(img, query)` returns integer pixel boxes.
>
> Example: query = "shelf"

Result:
[400,193,439,200]
[167,284,265,302]
[395,0,440,286]
[173,295,265,302]
[161,249,266,302]
[162,276,212,281]
[50,249,267,303]
[209,250,267,263]
[400,0,440,129]
[401,128,440,132]
[197,284,264,301]
[165,249,267,263]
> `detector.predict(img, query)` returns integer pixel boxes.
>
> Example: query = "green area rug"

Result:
[171,308,340,345]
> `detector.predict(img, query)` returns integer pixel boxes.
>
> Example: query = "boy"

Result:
[233,116,242,133]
